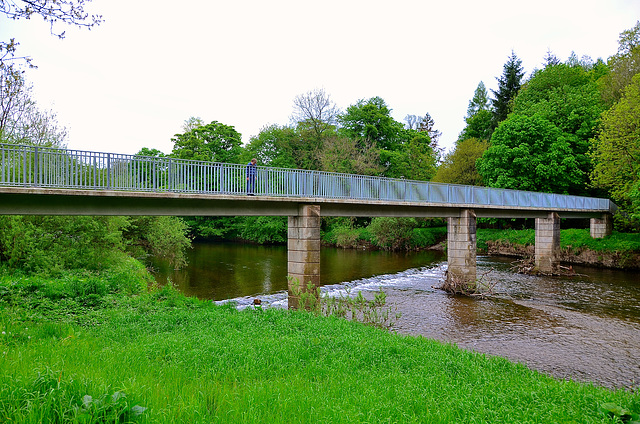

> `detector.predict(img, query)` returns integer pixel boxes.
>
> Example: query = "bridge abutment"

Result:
[590,214,613,239]
[535,212,561,273]
[287,204,321,309]
[447,209,477,288]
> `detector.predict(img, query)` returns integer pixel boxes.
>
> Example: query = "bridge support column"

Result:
[447,209,477,289]
[287,204,321,309]
[590,213,612,239]
[535,212,560,273]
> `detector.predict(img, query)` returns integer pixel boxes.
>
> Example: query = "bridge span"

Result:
[0,143,617,307]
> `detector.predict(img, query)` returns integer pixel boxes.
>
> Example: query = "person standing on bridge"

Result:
[246,158,257,195]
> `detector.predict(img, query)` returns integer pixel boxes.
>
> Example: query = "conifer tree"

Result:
[466,81,491,119]
[491,51,525,128]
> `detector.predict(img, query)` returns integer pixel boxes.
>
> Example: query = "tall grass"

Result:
[1,274,638,423]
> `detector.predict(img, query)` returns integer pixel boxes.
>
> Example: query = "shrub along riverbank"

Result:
[1,270,639,423]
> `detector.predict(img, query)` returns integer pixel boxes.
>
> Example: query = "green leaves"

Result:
[337,96,405,151]
[77,391,147,422]
[477,114,582,193]
[601,402,640,423]
[477,59,606,196]
[170,120,243,163]
[591,74,640,221]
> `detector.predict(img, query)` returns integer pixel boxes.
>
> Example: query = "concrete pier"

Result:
[447,209,477,287]
[287,204,321,309]
[590,214,613,239]
[535,212,560,273]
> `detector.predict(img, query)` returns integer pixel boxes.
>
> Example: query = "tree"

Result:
[509,61,606,194]
[477,114,583,193]
[244,124,298,168]
[290,88,339,138]
[136,147,165,157]
[591,73,640,222]
[337,96,404,150]
[1,0,102,69]
[181,116,204,133]
[405,113,443,157]
[170,120,243,163]
[458,82,494,143]
[543,50,561,67]
[466,81,491,119]
[404,114,419,130]
[491,51,525,127]
[317,136,384,176]
[380,131,437,181]
[0,67,67,146]
[433,138,489,185]
[599,21,640,107]
[459,109,493,142]
[416,113,442,152]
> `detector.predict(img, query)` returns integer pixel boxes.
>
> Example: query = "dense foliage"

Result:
[591,73,640,224]
[433,138,488,185]
[0,215,191,275]
[477,61,606,195]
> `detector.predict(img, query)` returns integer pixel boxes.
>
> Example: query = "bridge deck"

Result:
[0,187,611,218]
[0,143,616,218]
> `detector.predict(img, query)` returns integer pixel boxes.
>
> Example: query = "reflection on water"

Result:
[154,243,640,389]
[152,241,445,300]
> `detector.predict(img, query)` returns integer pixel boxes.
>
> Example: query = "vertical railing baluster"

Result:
[34,146,39,186]
[106,153,111,189]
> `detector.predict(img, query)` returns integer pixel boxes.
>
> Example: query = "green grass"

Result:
[476,228,640,254]
[559,229,640,252]
[476,228,536,251]
[1,273,638,423]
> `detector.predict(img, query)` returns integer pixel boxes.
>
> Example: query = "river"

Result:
[153,241,640,390]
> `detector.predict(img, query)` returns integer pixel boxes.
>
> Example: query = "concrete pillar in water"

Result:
[287,204,321,309]
[535,212,560,273]
[590,214,612,239]
[447,209,477,288]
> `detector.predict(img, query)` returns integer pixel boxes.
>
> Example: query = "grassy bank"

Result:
[1,272,638,423]
[477,228,640,268]
[477,228,640,252]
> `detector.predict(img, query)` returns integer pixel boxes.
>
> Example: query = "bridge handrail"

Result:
[0,143,616,213]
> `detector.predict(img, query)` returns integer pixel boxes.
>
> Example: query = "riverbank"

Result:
[323,225,640,270]
[477,228,640,270]
[1,272,638,423]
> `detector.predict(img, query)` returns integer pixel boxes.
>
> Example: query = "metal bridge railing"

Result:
[0,143,614,212]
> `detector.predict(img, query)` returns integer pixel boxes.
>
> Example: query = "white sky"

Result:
[2,0,639,156]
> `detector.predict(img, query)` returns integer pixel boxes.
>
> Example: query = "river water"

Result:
[153,242,640,390]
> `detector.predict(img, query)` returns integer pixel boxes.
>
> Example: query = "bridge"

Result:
[0,143,617,306]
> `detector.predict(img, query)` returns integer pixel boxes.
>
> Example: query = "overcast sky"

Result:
[2,0,639,156]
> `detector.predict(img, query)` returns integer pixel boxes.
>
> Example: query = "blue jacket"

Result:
[246,162,257,178]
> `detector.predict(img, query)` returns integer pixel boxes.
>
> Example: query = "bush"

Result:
[124,216,191,268]
[237,216,287,244]
[0,215,191,277]
[367,217,418,250]
[410,227,447,248]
